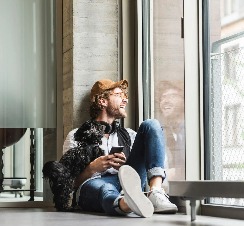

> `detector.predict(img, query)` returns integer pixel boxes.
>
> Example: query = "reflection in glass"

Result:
[153,0,185,181]
[156,81,185,181]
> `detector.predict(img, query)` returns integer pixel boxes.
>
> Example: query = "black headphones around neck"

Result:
[98,121,120,134]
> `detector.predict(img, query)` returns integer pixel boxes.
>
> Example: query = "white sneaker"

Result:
[118,165,154,218]
[148,187,178,213]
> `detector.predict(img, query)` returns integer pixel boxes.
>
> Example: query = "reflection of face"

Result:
[160,88,184,120]
[106,87,128,119]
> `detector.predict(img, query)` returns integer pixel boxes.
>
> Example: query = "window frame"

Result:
[201,0,244,219]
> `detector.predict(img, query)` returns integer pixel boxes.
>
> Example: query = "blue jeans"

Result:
[77,119,166,215]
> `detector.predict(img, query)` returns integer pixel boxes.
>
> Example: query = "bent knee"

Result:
[141,119,160,128]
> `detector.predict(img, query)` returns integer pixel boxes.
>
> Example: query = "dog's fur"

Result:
[42,120,105,211]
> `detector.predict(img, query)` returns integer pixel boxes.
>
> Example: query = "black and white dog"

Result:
[42,120,105,211]
[42,146,103,211]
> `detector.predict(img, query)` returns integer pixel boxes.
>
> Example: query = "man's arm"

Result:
[74,154,119,188]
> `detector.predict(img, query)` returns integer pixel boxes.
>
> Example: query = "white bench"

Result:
[1,177,27,197]
[168,181,244,221]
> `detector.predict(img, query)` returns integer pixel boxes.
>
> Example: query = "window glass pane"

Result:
[0,0,57,203]
[208,0,244,206]
[153,0,185,181]
[0,0,56,128]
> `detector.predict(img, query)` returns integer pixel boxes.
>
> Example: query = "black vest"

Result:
[116,126,131,158]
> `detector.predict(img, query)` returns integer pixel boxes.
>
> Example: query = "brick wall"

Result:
[63,0,120,138]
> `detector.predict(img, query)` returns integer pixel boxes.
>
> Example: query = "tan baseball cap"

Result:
[90,79,128,102]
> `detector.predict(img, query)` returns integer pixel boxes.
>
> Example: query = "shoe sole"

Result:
[154,207,178,214]
[118,165,154,218]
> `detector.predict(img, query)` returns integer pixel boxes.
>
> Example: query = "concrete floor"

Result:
[0,208,244,226]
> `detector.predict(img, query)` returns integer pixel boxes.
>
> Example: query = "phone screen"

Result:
[109,146,124,154]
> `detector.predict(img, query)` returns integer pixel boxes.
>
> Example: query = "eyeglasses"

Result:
[110,92,128,99]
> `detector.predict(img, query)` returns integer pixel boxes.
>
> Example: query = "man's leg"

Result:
[126,119,166,186]
[78,174,126,216]
[124,119,178,213]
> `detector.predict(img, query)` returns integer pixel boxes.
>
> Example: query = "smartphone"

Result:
[109,146,124,154]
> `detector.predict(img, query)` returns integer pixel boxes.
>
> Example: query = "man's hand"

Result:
[74,155,114,188]
[74,153,126,188]
[89,155,116,173]
[108,152,126,171]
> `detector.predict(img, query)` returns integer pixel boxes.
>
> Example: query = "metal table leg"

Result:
[190,199,196,221]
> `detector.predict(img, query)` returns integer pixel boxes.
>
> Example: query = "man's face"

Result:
[106,87,128,119]
[160,88,184,119]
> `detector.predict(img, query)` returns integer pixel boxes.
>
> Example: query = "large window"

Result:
[140,0,185,182]
[205,0,244,207]
[153,1,185,182]
[0,0,58,203]
[0,0,57,128]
